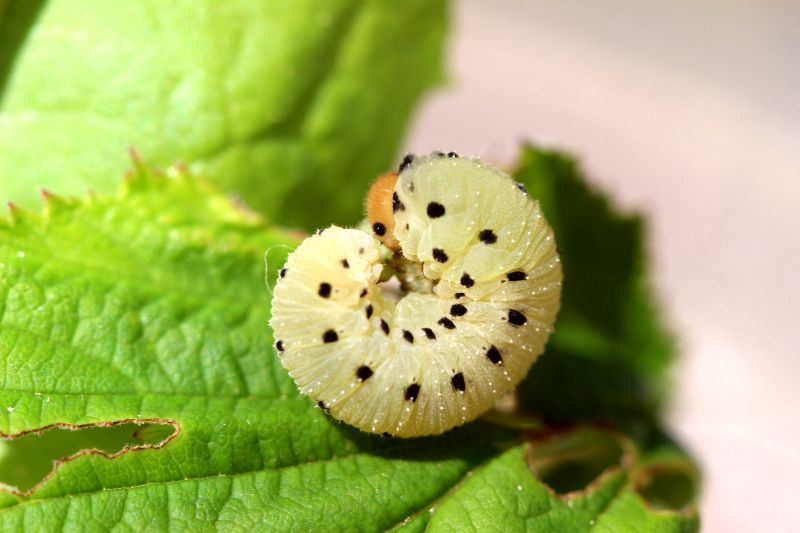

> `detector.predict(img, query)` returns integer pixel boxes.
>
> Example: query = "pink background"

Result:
[407,1,800,530]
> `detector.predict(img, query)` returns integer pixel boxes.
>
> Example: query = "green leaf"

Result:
[401,429,698,533]
[0,0,448,230]
[0,164,698,530]
[0,422,176,493]
[514,145,674,423]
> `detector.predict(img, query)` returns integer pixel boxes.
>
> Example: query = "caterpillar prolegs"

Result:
[270,152,562,437]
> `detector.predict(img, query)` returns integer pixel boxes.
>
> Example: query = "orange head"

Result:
[365,171,401,250]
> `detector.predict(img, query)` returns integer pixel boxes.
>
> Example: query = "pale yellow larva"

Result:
[270,152,562,437]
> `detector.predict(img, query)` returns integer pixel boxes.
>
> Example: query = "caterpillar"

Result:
[270,152,562,437]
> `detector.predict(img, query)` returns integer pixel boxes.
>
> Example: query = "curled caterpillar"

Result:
[270,152,562,437]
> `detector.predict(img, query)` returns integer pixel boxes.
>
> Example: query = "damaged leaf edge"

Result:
[0,417,180,497]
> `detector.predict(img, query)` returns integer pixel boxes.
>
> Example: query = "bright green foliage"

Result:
[0,422,175,493]
[0,0,447,230]
[0,163,698,531]
[515,146,674,423]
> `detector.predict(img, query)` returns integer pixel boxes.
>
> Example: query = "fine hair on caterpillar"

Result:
[270,151,562,437]
[263,244,296,296]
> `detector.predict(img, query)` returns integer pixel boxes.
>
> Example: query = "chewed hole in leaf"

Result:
[526,427,630,495]
[0,420,177,494]
[635,464,699,512]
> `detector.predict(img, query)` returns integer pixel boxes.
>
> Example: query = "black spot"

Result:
[380,319,390,335]
[508,309,527,326]
[460,273,475,288]
[365,304,373,319]
[315,228,325,235]
[382,432,392,437]
[438,317,456,329]
[486,345,503,365]
[356,365,373,381]
[404,223,409,230]
[275,340,284,352]
[507,271,527,281]
[317,401,327,409]
[447,151,459,158]
[454,292,465,299]
[405,383,420,402]
[432,248,448,263]
[516,182,528,193]
[409,182,415,193]
[427,202,445,218]
[358,247,365,254]
[422,328,436,340]
[341,259,349,268]
[360,288,368,298]
[318,282,332,298]
[451,372,466,392]
[402,330,414,343]
[399,154,414,172]
[392,191,405,212]
[322,329,338,343]
[279,268,287,278]
[433,150,445,157]
[450,304,467,317]
[373,222,386,236]
[479,229,497,244]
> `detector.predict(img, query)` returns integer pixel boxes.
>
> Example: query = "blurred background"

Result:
[406,1,800,530]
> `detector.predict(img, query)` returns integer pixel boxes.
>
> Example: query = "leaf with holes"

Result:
[0,0,447,230]
[0,160,699,531]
